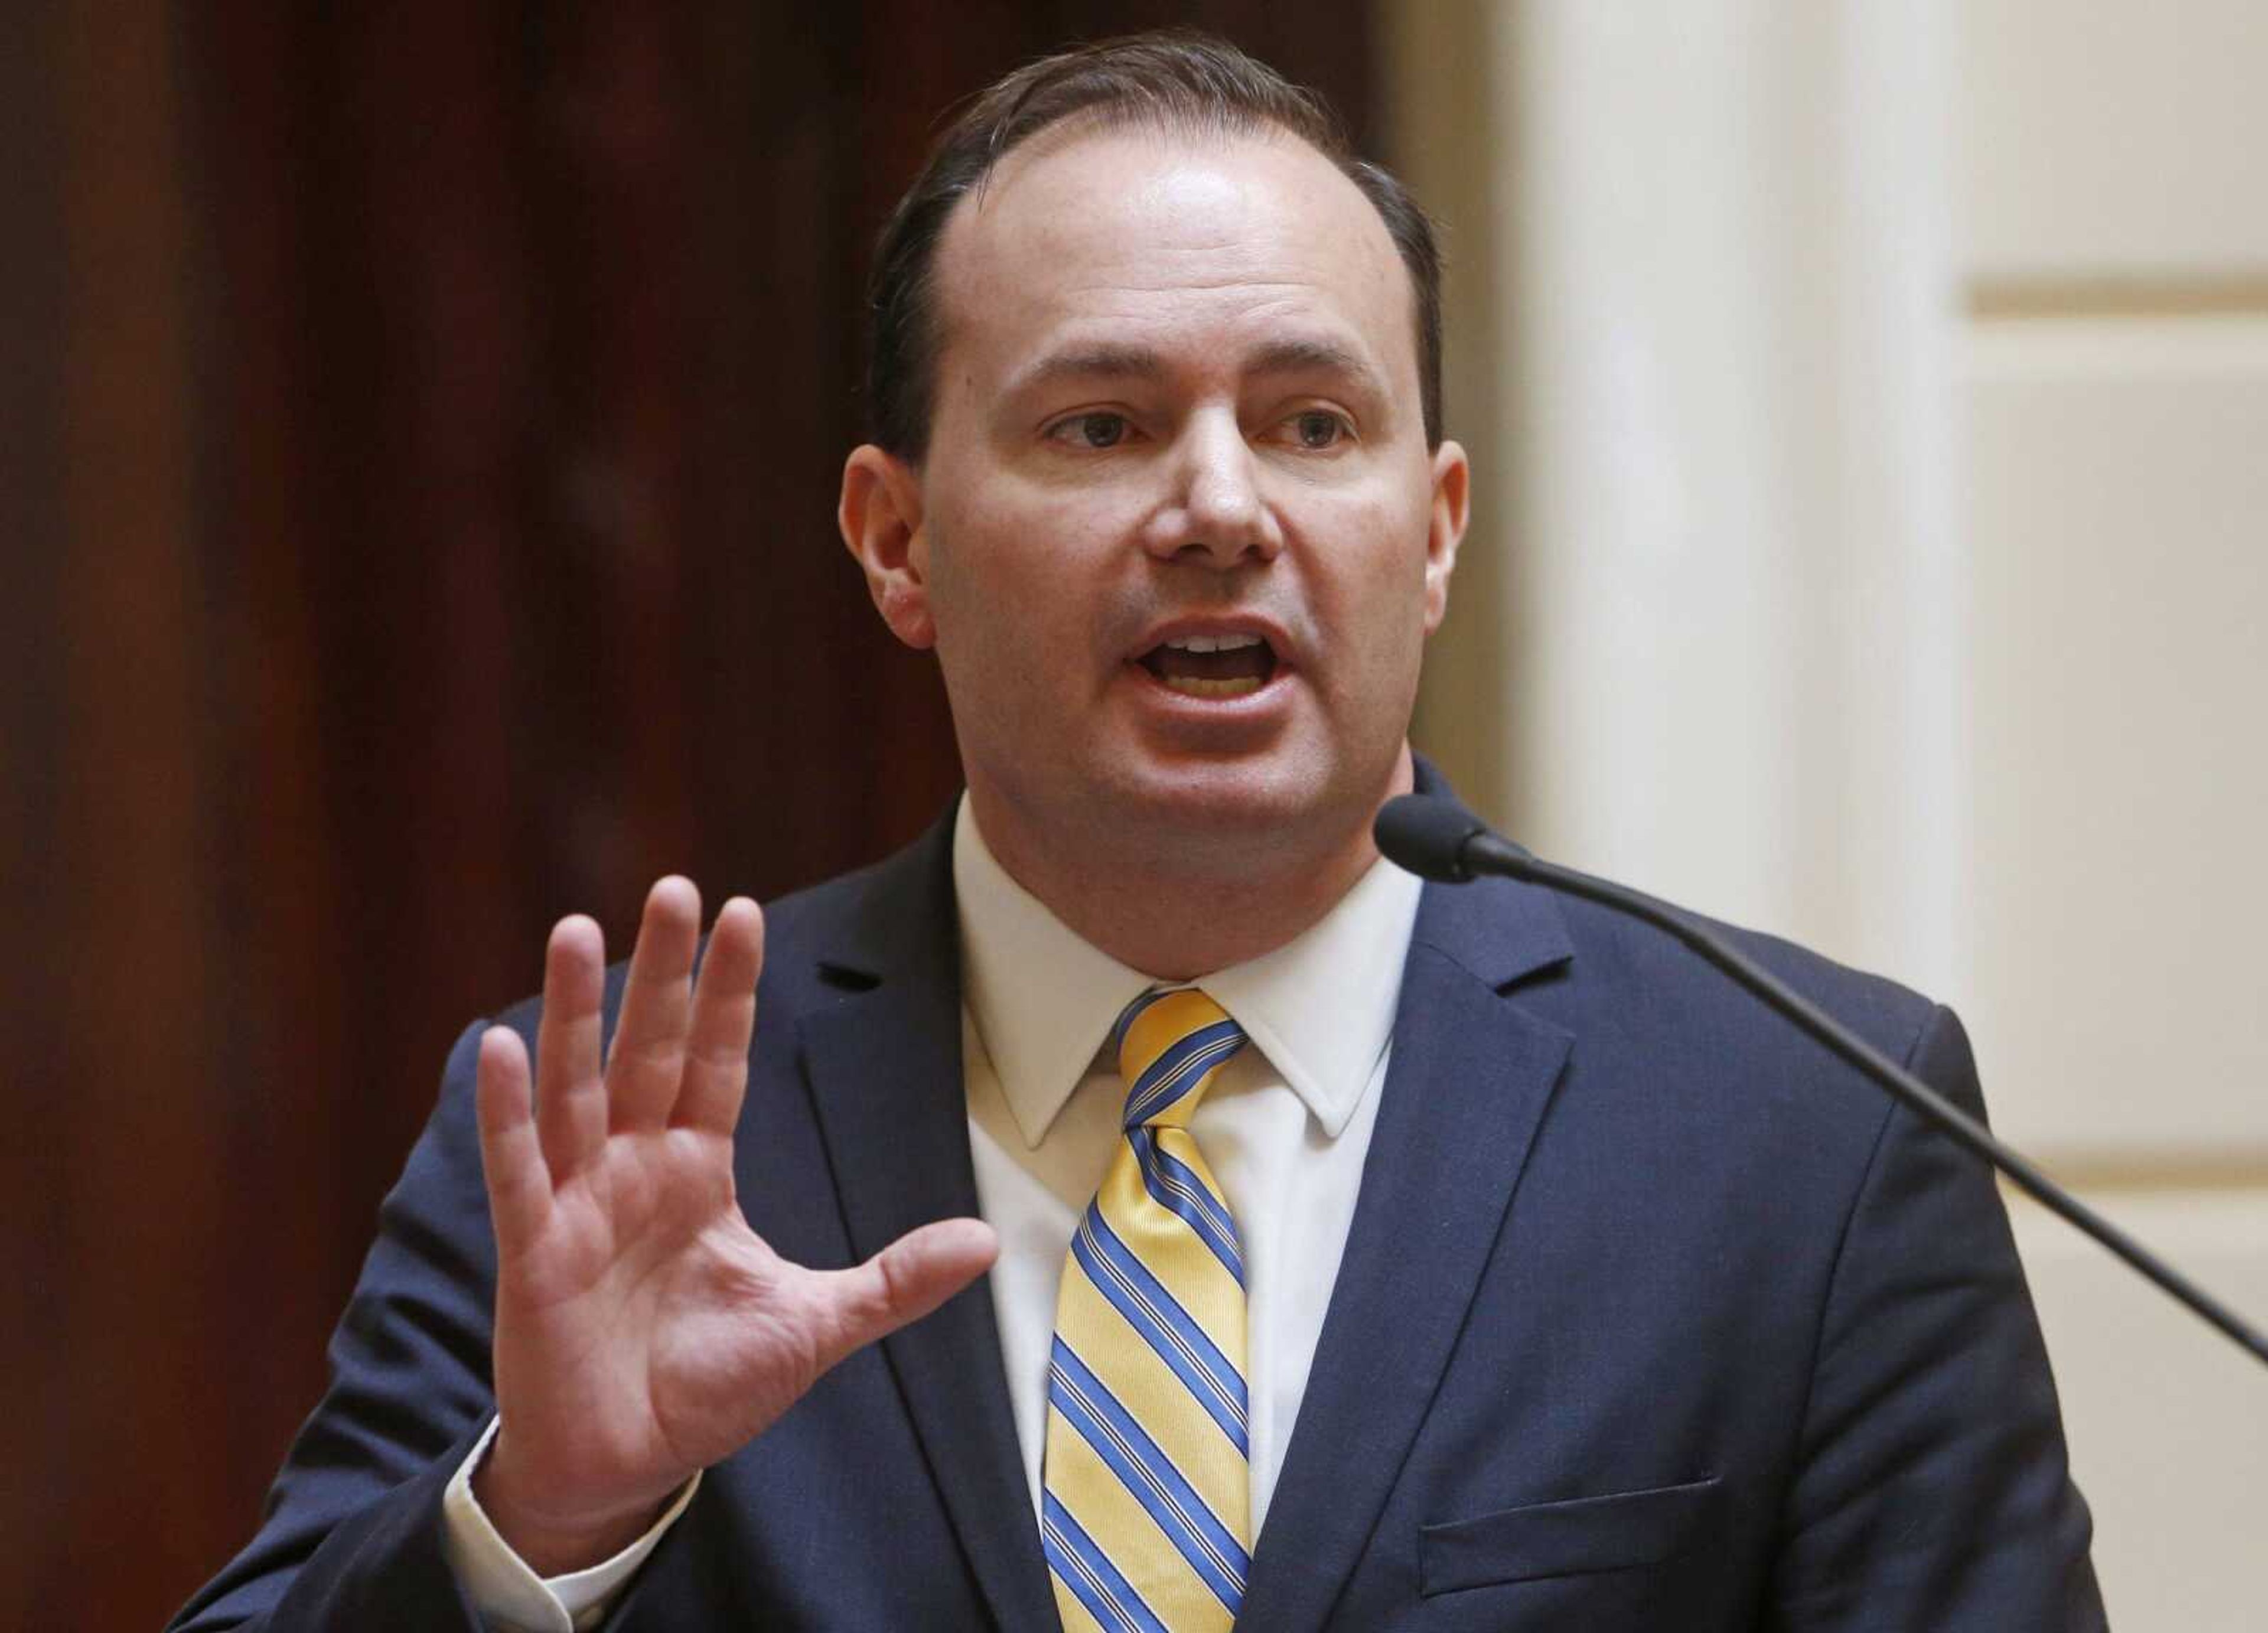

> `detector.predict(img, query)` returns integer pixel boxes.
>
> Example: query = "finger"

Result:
[672,896,763,1135]
[605,876,702,1132]
[812,1218,999,1371]
[533,914,608,1181]
[474,1026,552,1259]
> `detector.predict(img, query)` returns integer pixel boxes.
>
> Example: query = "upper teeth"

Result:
[1164,633,1263,654]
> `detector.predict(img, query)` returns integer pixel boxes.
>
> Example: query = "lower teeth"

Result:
[1162,675,1262,698]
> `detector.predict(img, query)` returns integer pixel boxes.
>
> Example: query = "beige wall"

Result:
[1386,3,2267,1625]
[1961,3,2268,1619]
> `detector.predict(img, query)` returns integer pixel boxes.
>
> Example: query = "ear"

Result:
[1422,439,1469,634]
[839,444,935,650]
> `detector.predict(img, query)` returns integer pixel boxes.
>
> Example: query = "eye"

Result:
[1048,411,1131,449]
[1279,409,1350,451]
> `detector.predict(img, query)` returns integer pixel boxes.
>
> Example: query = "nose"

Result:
[1142,410,1283,568]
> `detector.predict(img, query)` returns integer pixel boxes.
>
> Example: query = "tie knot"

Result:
[1110,987,1246,1131]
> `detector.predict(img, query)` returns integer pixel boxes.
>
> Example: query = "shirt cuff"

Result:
[440,1417,703,1632]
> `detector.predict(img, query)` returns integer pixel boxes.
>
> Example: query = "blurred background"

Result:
[5,2,2262,1627]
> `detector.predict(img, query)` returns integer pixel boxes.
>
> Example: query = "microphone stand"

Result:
[1376,794,2268,1372]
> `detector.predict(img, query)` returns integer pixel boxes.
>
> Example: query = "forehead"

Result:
[928,125,1415,399]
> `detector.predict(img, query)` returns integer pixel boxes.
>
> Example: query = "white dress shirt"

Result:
[442,798,1422,1630]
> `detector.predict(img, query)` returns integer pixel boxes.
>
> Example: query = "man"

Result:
[174,33,2103,1632]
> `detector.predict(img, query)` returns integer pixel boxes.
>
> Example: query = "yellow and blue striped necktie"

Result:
[1043,987,1252,1633]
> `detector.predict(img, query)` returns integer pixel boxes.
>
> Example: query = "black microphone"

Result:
[1374,791,2268,1371]
[1373,791,1524,884]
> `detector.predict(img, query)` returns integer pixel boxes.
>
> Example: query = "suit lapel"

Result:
[1239,869,1576,1629]
[794,820,1058,1633]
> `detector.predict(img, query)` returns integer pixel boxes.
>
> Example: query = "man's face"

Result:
[861,125,1465,878]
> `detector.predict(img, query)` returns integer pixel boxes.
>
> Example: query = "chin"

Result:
[1083,748,1375,864]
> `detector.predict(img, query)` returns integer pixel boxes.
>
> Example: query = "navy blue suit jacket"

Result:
[174,791,2103,1629]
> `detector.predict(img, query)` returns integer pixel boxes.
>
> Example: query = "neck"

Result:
[967,749,1414,980]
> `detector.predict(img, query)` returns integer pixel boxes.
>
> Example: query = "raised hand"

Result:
[471,878,996,1575]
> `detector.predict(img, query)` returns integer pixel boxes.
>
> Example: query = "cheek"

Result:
[1311,492,1436,650]
[926,500,1122,686]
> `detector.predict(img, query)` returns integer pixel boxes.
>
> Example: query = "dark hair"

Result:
[865,31,1445,458]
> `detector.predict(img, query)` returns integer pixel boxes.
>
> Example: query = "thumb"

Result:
[812,1217,999,1369]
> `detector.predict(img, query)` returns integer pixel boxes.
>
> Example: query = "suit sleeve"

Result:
[166,1020,506,1631]
[1767,1004,2108,1629]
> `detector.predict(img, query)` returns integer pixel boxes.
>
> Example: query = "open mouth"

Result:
[1136,631,1281,699]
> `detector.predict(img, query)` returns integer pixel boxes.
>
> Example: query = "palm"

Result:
[474,881,995,1564]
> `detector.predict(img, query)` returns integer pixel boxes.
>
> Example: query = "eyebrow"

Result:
[1011,343,1168,396]
[1008,334,1387,400]
[1243,335,1380,391]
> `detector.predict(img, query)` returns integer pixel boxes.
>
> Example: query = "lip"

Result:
[1126,614,1297,670]
[1122,659,1298,713]
[1120,614,1299,716]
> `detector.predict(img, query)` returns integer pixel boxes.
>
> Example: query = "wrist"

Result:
[472,1430,673,1579]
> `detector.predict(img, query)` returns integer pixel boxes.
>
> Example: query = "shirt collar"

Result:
[953,797,1423,1149]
